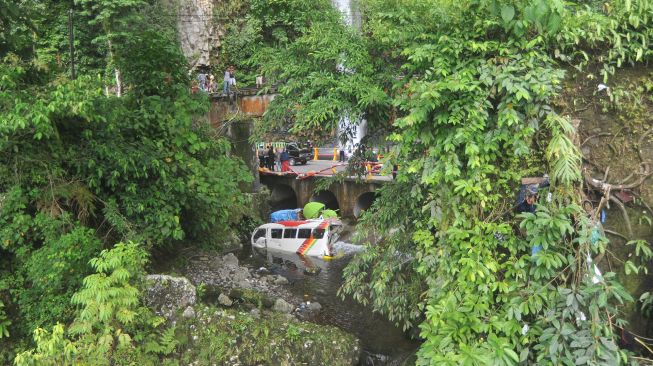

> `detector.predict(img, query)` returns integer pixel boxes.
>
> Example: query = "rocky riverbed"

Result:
[144,251,361,365]
[183,252,323,317]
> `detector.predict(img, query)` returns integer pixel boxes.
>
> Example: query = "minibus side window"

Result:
[270,229,283,239]
[297,229,312,239]
[283,229,297,238]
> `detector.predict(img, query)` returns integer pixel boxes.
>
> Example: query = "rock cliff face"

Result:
[565,67,653,334]
[176,0,221,69]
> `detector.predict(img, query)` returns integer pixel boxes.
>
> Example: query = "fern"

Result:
[71,242,147,336]
[545,115,581,185]
[146,326,178,355]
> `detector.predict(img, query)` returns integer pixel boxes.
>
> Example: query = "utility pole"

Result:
[68,6,75,79]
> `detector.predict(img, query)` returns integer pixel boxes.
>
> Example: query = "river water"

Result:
[239,239,419,365]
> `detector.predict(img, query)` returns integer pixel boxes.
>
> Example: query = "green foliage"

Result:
[623,240,653,275]
[15,242,178,365]
[0,301,10,339]
[0,0,36,58]
[14,323,77,366]
[70,242,147,336]
[249,0,653,364]
[1,0,251,359]
[224,0,387,141]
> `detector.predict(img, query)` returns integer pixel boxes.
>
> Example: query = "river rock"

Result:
[218,293,233,307]
[144,275,196,321]
[235,278,252,289]
[307,302,322,311]
[263,275,276,283]
[182,306,196,319]
[273,275,289,285]
[233,267,250,282]
[250,308,261,319]
[273,298,294,313]
[222,253,239,268]
[184,251,305,320]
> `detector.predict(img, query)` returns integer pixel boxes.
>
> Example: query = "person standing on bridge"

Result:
[208,74,215,93]
[256,73,264,89]
[275,148,282,171]
[267,145,275,171]
[198,71,207,92]
[280,148,291,172]
[223,67,231,95]
[229,66,236,89]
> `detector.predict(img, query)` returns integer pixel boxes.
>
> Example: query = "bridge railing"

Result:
[259,161,395,181]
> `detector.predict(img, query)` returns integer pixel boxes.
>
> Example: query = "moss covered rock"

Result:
[174,305,361,365]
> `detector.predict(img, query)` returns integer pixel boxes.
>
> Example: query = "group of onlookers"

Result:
[193,66,265,94]
[193,66,236,94]
[259,146,291,172]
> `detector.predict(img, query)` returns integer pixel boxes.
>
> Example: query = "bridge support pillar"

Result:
[260,175,383,218]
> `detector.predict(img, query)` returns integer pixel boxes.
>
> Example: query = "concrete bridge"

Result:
[209,90,386,218]
[260,174,383,218]
[209,87,276,127]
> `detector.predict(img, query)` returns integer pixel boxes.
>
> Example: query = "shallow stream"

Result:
[238,240,419,365]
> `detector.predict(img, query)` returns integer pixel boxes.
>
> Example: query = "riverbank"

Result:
[149,238,419,365]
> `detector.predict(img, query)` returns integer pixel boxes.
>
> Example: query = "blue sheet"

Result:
[270,209,300,223]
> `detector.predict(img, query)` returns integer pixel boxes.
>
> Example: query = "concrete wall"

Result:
[209,94,277,192]
[209,94,275,127]
[225,120,259,193]
[260,174,384,218]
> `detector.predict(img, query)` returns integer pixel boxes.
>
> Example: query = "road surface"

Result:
[263,159,393,182]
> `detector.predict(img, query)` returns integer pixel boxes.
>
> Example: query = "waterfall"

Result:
[332,0,351,23]
[332,0,366,153]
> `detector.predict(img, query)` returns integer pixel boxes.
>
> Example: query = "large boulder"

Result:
[273,298,294,314]
[177,305,361,365]
[144,275,197,320]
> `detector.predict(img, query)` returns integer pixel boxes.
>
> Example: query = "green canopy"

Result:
[321,209,338,219]
[303,202,325,219]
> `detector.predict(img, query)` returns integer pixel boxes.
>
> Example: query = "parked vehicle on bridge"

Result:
[251,219,342,257]
[285,142,311,165]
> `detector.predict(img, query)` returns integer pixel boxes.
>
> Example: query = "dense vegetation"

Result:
[2,0,653,365]
[0,0,250,363]
[240,0,653,364]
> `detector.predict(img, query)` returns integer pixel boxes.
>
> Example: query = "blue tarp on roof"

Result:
[270,209,301,223]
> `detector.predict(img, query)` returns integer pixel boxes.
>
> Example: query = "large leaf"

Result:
[501,5,515,24]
